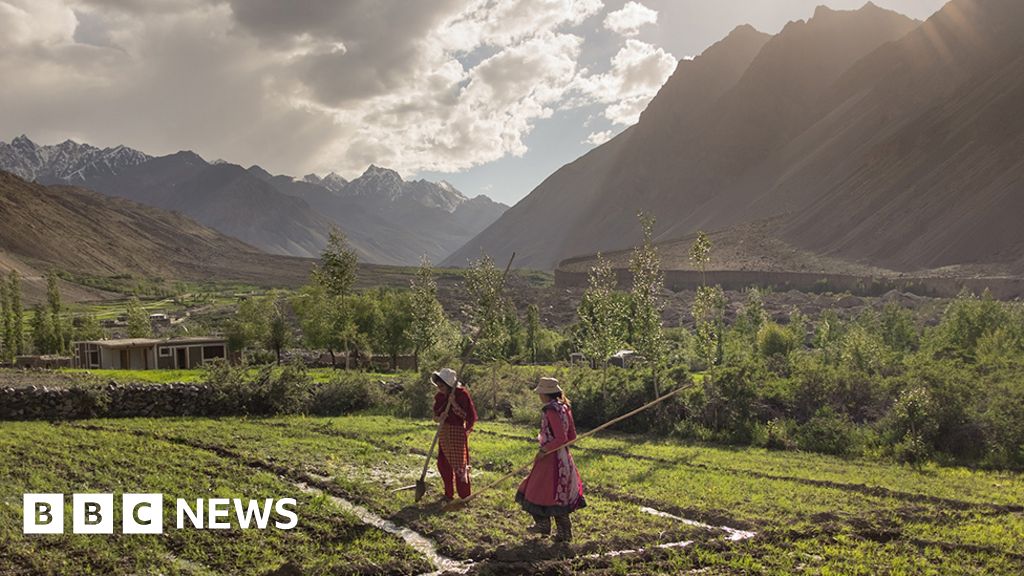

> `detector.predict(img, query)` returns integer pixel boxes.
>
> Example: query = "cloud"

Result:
[603,1,657,36]
[573,38,676,124]
[0,0,676,178]
[584,130,614,145]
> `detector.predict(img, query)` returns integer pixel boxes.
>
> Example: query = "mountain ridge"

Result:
[0,136,508,266]
[448,1,1024,275]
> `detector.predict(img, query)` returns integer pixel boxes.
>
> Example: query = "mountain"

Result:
[777,0,1024,272]
[0,136,151,184]
[79,151,337,259]
[0,170,313,302]
[448,3,970,271]
[277,165,508,266]
[0,137,507,265]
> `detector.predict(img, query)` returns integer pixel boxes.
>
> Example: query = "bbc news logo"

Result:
[23,494,298,534]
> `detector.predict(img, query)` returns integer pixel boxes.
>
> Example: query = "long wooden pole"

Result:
[442,379,695,511]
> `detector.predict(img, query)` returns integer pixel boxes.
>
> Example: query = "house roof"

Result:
[77,338,163,348]
[74,336,227,348]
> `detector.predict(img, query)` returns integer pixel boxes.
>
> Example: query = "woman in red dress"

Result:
[516,377,586,542]
[432,367,477,502]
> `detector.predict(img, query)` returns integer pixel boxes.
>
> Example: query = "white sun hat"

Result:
[431,367,462,388]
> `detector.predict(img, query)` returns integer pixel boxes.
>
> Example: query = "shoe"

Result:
[554,516,572,543]
[526,524,551,536]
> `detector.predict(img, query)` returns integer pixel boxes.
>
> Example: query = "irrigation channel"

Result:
[65,422,758,574]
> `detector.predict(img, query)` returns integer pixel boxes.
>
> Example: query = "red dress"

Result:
[434,387,477,499]
[516,400,586,516]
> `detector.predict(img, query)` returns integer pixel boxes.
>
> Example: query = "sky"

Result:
[0,0,947,206]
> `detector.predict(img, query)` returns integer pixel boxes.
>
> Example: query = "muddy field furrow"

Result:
[454,425,1024,514]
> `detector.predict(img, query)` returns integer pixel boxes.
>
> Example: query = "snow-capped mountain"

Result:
[302,172,348,193]
[0,136,507,265]
[0,135,150,184]
[338,165,469,213]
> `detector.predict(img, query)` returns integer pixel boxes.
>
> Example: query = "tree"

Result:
[72,315,104,342]
[0,278,11,362]
[228,296,275,361]
[689,230,712,285]
[31,304,55,354]
[314,230,358,298]
[630,213,666,396]
[10,271,24,355]
[525,304,541,364]
[266,302,291,365]
[408,256,448,370]
[464,253,512,362]
[576,253,628,373]
[376,289,413,371]
[126,297,152,338]
[46,271,66,353]
[293,283,349,367]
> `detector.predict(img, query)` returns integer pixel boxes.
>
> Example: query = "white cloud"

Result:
[573,38,676,125]
[0,0,677,177]
[603,1,657,37]
[0,0,77,48]
[584,130,613,145]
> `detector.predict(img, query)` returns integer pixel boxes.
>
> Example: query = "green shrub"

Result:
[312,373,377,415]
[757,322,796,360]
[796,408,856,456]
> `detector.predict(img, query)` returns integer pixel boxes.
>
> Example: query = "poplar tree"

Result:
[313,231,358,367]
[0,279,11,362]
[46,271,65,353]
[630,213,666,396]
[10,271,24,355]
[408,256,447,370]
[464,253,511,362]
[576,253,627,374]
[525,304,541,364]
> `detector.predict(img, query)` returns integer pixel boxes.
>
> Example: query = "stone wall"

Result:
[554,268,1024,300]
[0,382,213,421]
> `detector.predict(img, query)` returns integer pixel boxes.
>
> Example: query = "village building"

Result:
[72,337,230,370]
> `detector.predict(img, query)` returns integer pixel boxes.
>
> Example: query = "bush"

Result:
[311,373,379,415]
[796,408,857,456]
[757,322,796,360]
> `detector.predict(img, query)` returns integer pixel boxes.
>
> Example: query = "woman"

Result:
[516,377,586,543]
[432,367,477,502]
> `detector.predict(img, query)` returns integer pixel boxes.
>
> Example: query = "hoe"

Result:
[392,252,516,502]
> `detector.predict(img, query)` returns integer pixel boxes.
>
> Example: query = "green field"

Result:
[3,414,1022,575]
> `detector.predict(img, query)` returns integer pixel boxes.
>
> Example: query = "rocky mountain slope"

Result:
[0,137,507,265]
[449,0,1024,275]
[0,170,313,302]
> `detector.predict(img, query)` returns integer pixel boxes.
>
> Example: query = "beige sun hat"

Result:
[431,367,462,389]
[533,377,563,395]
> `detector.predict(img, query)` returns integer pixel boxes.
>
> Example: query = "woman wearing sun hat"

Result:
[432,367,477,502]
[516,376,586,542]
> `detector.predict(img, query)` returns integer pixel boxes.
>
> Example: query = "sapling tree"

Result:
[630,213,666,397]
[312,230,358,367]
[525,304,541,364]
[463,253,512,362]
[408,256,448,370]
[576,253,628,393]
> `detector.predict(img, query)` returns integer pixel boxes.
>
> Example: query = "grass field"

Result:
[3,414,1022,575]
